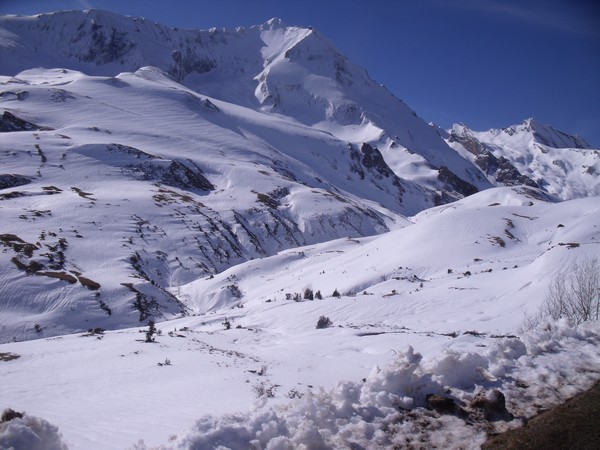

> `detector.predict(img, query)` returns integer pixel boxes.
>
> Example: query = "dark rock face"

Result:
[0,174,31,190]
[81,24,134,64]
[435,166,479,205]
[360,143,395,178]
[170,49,216,82]
[134,160,214,191]
[349,143,405,203]
[449,127,539,189]
[0,111,50,132]
[474,153,539,188]
[448,128,486,156]
[106,143,214,191]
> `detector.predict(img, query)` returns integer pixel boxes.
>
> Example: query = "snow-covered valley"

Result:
[0,10,599,450]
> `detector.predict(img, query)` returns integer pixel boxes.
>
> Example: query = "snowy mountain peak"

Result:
[446,120,599,199]
[263,17,285,28]
[0,10,493,203]
[502,117,591,149]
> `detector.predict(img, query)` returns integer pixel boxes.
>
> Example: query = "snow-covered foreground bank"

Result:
[1,319,599,449]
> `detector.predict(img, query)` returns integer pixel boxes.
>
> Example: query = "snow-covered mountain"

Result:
[0,9,490,201]
[0,9,598,343]
[444,119,599,199]
[0,10,482,342]
[1,10,600,450]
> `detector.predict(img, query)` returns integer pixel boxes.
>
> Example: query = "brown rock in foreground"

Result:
[483,381,600,450]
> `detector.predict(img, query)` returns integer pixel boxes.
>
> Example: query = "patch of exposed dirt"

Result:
[483,381,600,450]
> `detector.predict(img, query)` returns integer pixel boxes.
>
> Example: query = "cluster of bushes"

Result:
[316,316,333,329]
[284,288,341,302]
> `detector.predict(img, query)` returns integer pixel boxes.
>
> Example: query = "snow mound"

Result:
[0,410,68,450]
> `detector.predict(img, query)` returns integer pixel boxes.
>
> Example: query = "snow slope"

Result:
[1,186,599,449]
[1,10,595,343]
[178,186,600,334]
[0,66,420,343]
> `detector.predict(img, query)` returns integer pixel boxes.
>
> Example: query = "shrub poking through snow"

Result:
[316,316,332,329]
[541,257,599,324]
[145,319,156,342]
[303,288,314,300]
[523,257,600,329]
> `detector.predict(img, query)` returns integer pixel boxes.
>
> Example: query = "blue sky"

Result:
[1,0,599,146]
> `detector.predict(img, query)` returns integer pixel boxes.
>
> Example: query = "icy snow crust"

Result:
[0,11,599,450]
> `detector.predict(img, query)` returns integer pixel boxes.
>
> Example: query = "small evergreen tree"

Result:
[145,319,156,342]
[332,288,341,298]
[303,288,314,300]
[315,290,323,300]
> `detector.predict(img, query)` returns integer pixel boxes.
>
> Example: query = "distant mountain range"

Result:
[0,10,598,342]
